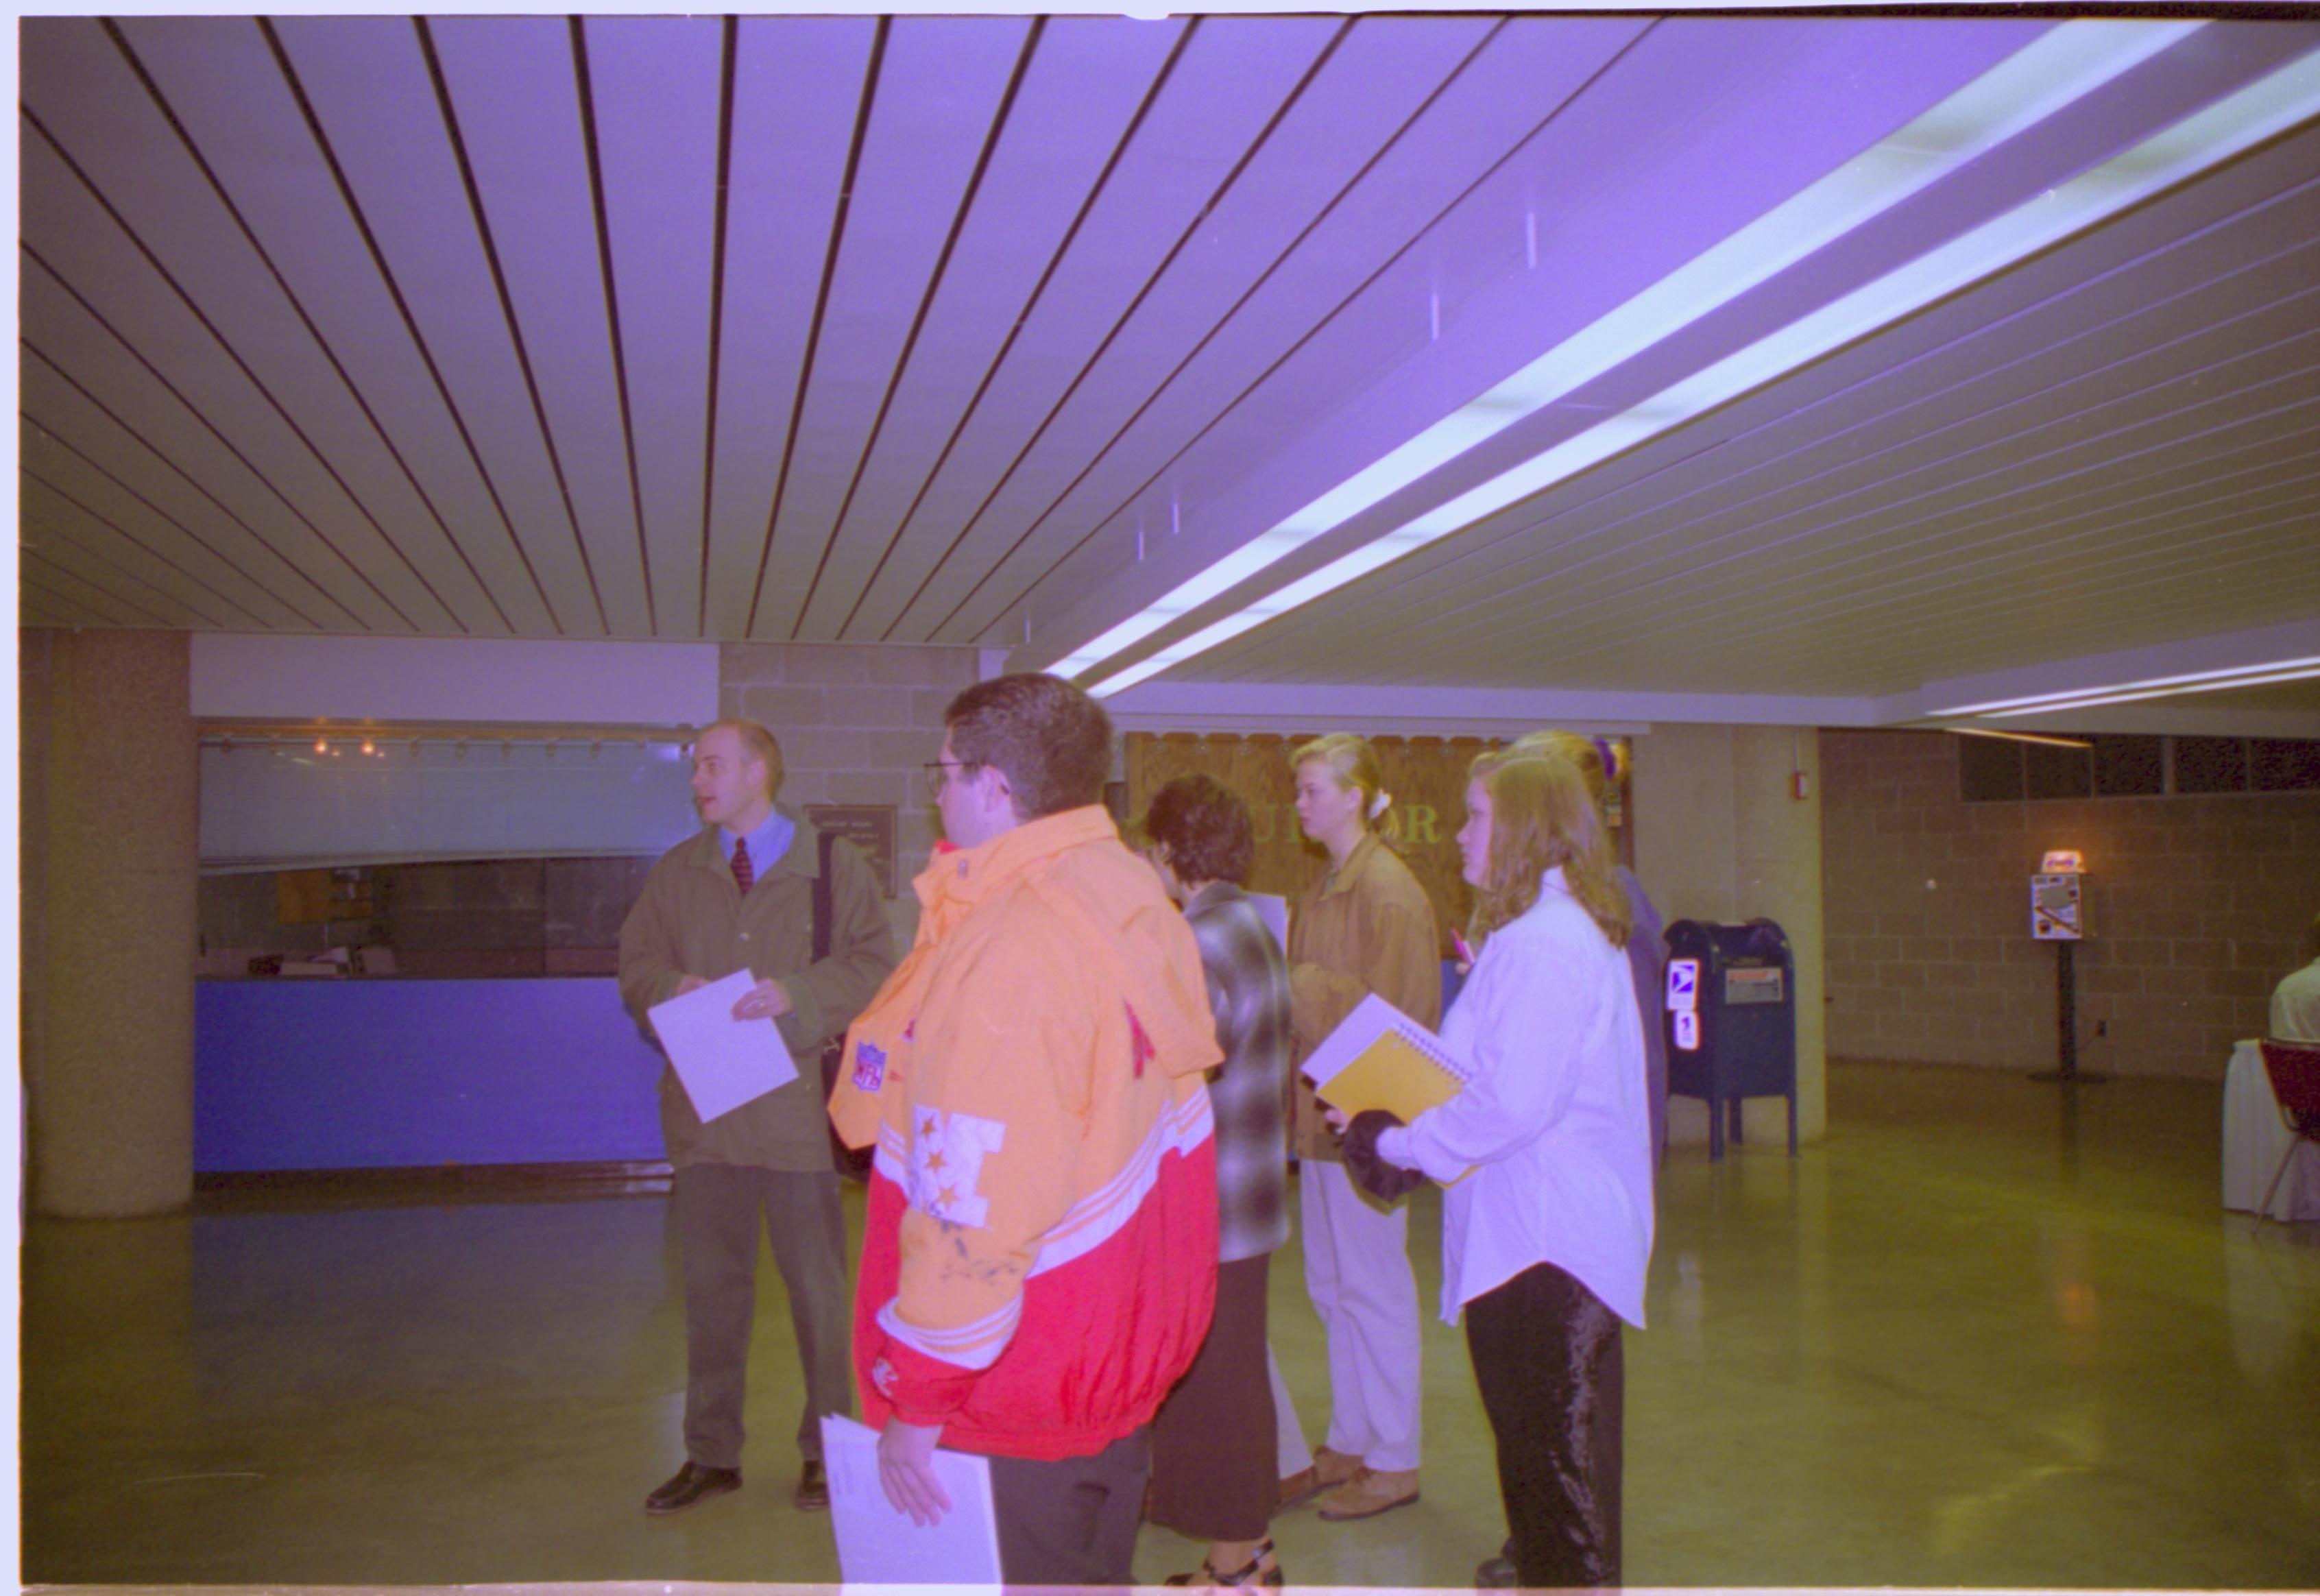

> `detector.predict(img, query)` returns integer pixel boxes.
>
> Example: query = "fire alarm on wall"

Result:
[1792,771,1809,800]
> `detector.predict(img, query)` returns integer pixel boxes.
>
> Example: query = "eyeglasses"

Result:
[923,758,980,797]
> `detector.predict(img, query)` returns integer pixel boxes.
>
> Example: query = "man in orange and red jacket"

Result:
[830,673,1220,1584]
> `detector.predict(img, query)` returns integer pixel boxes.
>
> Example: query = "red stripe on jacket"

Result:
[856,1133,1218,1462]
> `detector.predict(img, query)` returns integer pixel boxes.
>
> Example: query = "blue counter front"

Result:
[195,978,668,1173]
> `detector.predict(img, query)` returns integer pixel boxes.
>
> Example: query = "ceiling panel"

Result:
[794,16,1188,642]
[18,575,101,629]
[1438,241,2320,672]
[2168,681,2320,714]
[19,470,238,629]
[27,19,515,634]
[907,14,1506,644]
[947,16,1630,649]
[19,419,292,629]
[429,15,653,637]
[1192,110,2320,696]
[146,16,564,636]
[1007,14,2055,669]
[22,542,171,627]
[267,15,607,638]
[747,15,1034,640]
[19,343,361,631]
[22,129,461,629]
[585,16,725,640]
[864,15,1348,642]
[698,16,879,639]
[1506,347,2320,682]
[19,226,420,632]
[18,12,2319,731]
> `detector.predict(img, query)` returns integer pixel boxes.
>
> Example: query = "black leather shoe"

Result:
[644,1461,741,1515]
[795,1458,830,1511]
[1475,1537,1519,1588]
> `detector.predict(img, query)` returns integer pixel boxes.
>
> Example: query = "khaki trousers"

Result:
[675,1162,853,1468]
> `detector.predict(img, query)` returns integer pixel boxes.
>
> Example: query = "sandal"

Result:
[1165,1539,1285,1588]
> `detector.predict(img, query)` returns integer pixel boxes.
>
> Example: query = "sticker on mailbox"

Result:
[1666,959,1699,1012]
[1673,1008,1700,1051]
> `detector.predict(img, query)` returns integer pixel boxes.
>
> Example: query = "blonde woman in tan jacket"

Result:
[1277,734,1441,1523]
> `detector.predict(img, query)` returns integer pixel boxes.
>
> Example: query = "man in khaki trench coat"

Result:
[619,718,895,1515]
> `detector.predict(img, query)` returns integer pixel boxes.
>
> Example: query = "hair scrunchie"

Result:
[1594,738,1623,784]
[1367,789,1392,820]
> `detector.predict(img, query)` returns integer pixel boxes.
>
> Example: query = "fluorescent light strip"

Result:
[1087,39,2320,700]
[1936,655,2320,714]
[1048,19,2201,685]
[1979,662,2320,717]
[1947,727,2094,749]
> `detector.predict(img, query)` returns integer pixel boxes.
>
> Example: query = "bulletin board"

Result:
[806,805,899,899]
[1124,732,1635,954]
[1123,734,1494,957]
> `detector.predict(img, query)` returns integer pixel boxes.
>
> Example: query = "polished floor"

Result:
[21,1061,2320,1590]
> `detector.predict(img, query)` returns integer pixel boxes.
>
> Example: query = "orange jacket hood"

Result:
[831,805,1219,1148]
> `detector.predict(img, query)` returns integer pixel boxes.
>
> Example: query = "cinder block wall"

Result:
[1820,729,2320,1080]
[719,642,984,948]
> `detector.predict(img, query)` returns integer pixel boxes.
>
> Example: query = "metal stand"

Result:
[2032,939,2107,1085]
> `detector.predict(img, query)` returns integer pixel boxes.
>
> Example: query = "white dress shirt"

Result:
[1377,866,1654,1329]
[2273,958,2320,1044]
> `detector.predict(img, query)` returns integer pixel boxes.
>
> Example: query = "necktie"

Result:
[731,836,754,896]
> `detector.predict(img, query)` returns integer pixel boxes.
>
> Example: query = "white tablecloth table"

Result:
[2222,1038,2320,1222]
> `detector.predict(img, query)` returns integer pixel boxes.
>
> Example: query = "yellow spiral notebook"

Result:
[1301,993,1475,1122]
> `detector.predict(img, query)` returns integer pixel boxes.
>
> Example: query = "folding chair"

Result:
[2253,1039,2320,1233]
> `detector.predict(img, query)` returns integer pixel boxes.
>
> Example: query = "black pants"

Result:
[988,1425,1152,1585]
[1464,1261,1623,1588]
[675,1163,854,1468]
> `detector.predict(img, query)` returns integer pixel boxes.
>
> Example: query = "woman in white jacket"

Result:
[1334,751,1653,1588]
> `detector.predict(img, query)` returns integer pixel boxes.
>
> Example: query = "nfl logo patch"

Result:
[853,1042,888,1092]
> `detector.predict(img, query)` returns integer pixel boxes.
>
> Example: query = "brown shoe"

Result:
[1316,1466,1420,1521]
[1276,1446,1362,1514]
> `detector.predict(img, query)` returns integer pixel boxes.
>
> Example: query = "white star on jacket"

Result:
[906,1107,1006,1230]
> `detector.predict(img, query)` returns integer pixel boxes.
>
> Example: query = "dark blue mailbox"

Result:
[1663,919,1798,1162]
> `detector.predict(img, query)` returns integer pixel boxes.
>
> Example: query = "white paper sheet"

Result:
[819,1413,1003,1585]
[646,969,797,1124]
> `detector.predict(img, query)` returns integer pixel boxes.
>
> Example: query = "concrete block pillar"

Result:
[27,629,198,1217]
[1631,723,1827,1148]
[1731,725,1826,1144]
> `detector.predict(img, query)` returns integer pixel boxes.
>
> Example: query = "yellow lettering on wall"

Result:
[1404,804,1440,845]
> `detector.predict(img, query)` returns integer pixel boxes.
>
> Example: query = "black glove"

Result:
[1340,1109,1426,1204]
